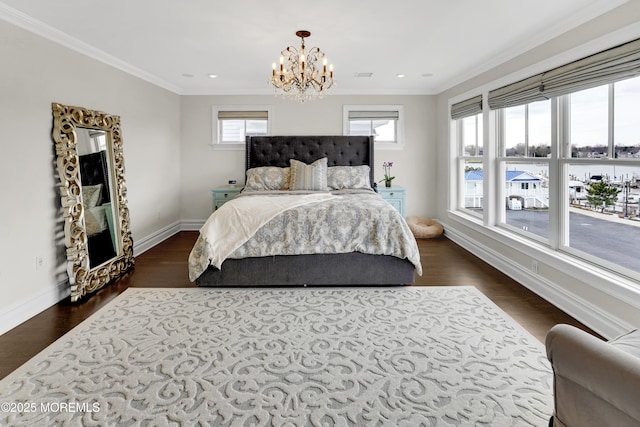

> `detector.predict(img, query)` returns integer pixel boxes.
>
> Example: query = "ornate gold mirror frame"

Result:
[52,103,134,302]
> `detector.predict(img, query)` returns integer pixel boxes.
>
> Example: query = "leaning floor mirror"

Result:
[52,103,134,302]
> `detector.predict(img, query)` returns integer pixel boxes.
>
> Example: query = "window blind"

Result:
[488,37,640,110]
[217,110,268,120]
[451,95,483,120]
[348,110,399,120]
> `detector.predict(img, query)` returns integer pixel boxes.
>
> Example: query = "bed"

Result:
[188,135,421,286]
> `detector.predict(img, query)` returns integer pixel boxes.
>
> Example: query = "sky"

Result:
[504,74,640,149]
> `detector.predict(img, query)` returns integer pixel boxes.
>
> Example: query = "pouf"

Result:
[406,216,444,239]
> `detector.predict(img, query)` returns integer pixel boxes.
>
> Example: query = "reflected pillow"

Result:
[289,158,328,191]
[327,165,371,190]
[85,206,107,236]
[245,167,290,191]
[82,184,102,209]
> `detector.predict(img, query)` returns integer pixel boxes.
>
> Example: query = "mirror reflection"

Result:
[77,129,120,267]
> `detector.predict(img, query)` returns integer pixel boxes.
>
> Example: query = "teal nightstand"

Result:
[377,185,405,217]
[211,185,243,211]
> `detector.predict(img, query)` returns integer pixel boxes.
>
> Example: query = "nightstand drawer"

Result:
[211,186,243,211]
[377,185,406,217]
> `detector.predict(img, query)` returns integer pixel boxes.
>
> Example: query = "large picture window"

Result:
[564,80,640,275]
[452,37,640,282]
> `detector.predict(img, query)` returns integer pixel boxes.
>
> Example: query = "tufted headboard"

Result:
[245,135,375,186]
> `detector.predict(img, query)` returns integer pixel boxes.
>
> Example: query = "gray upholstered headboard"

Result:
[245,135,375,186]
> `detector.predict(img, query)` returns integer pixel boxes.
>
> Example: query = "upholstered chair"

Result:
[545,324,640,427]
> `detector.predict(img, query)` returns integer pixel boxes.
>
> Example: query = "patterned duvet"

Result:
[188,189,422,281]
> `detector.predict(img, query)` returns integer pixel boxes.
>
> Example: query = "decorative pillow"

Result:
[327,165,371,190]
[245,167,290,191]
[82,184,102,209]
[289,158,328,191]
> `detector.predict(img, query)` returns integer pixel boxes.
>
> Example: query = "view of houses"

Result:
[464,167,640,218]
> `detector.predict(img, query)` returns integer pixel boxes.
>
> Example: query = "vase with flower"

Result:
[380,161,395,187]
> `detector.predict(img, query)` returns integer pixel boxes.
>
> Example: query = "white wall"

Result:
[180,95,436,223]
[435,1,640,338]
[0,19,181,334]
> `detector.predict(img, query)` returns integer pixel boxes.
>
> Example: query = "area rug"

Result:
[0,286,553,426]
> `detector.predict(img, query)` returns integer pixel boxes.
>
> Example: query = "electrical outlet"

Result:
[531,259,539,274]
[36,256,44,270]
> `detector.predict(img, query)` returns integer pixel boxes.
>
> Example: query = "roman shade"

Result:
[488,37,640,110]
[348,110,399,120]
[217,111,268,120]
[451,95,483,120]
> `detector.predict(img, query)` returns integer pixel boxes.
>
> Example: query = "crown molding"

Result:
[0,2,182,94]
[433,0,630,94]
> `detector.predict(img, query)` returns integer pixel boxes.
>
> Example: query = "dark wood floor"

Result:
[0,231,597,380]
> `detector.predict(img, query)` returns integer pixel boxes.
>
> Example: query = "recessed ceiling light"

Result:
[396,74,405,78]
[208,74,218,79]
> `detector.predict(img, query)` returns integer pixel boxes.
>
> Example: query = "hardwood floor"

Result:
[0,231,598,380]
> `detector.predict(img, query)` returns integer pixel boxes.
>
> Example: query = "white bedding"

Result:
[188,190,422,282]
[192,192,337,278]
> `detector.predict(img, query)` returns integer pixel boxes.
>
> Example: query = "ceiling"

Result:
[0,0,628,96]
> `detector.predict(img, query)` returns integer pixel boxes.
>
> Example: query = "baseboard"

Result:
[0,221,192,337]
[133,221,182,256]
[0,279,69,336]
[180,219,205,231]
[444,225,633,339]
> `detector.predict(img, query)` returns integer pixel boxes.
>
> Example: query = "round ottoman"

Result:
[406,216,444,239]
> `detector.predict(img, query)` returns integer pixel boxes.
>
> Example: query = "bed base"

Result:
[196,252,415,286]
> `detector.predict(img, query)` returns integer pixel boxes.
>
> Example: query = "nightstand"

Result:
[377,185,405,217]
[211,185,243,211]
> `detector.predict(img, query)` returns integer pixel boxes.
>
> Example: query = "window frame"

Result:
[455,112,484,218]
[343,105,405,150]
[211,105,273,151]
[451,76,640,284]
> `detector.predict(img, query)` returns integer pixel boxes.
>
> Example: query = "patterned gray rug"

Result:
[0,286,553,426]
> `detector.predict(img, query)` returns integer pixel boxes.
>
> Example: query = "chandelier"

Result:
[270,30,334,102]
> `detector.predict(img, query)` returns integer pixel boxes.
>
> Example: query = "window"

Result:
[564,79,640,274]
[499,100,551,240]
[452,95,484,216]
[212,106,271,150]
[343,105,404,149]
[457,113,484,216]
[452,37,640,282]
